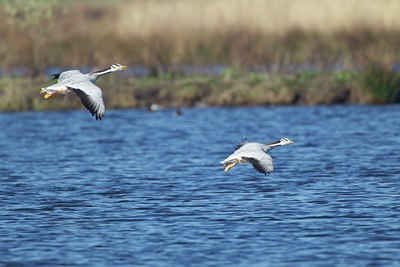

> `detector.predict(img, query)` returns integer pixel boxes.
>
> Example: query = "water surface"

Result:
[0,106,399,266]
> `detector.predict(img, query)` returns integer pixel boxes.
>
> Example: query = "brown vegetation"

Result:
[1,0,400,71]
[1,0,400,109]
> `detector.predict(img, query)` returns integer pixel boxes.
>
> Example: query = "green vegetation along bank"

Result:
[1,67,399,112]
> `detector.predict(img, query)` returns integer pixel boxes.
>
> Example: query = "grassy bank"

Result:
[1,67,400,112]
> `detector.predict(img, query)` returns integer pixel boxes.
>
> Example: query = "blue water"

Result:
[0,106,399,266]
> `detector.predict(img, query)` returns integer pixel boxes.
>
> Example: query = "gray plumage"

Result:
[220,138,294,175]
[41,63,126,120]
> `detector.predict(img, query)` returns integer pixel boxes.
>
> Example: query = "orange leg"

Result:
[43,90,63,99]
[223,159,239,172]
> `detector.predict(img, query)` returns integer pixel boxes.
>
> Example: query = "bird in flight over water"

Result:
[220,138,294,175]
[40,63,126,120]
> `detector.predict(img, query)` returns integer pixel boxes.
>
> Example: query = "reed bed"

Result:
[1,0,400,69]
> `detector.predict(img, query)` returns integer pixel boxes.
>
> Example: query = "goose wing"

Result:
[67,81,105,120]
[243,152,274,175]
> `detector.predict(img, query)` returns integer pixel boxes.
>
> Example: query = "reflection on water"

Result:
[0,106,399,266]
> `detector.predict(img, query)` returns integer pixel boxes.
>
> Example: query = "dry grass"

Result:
[1,0,400,72]
[117,0,400,36]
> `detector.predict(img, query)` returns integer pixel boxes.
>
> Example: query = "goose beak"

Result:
[121,65,127,70]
